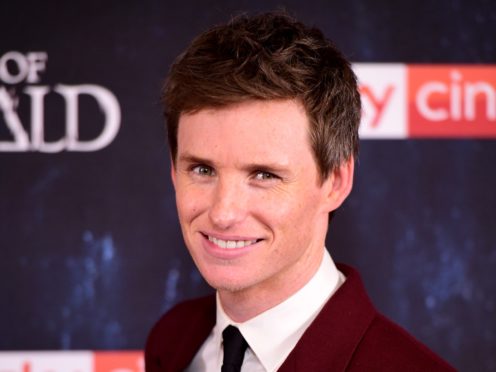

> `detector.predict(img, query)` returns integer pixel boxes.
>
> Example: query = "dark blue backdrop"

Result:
[1,1,495,371]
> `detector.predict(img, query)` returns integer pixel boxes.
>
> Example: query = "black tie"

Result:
[221,325,248,372]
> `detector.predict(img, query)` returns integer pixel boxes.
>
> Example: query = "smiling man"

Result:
[145,12,454,372]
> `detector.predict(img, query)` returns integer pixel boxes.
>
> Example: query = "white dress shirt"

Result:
[187,249,345,372]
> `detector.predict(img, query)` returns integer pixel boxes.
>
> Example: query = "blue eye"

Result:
[192,165,214,176]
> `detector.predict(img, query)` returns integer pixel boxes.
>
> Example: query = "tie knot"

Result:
[222,325,248,372]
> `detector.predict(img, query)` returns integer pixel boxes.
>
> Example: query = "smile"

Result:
[207,235,259,249]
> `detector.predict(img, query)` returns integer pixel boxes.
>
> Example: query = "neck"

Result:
[218,248,325,322]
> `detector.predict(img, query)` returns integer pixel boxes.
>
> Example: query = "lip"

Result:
[200,232,262,260]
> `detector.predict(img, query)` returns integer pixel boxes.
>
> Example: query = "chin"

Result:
[202,268,254,293]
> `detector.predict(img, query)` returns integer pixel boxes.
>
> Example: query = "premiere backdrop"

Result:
[1,1,495,371]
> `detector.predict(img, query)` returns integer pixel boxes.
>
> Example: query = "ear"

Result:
[321,157,354,213]
[170,156,177,190]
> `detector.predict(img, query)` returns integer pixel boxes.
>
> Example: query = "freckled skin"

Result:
[171,99,353,321]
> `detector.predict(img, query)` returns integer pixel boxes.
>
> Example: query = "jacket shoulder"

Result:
[145,295,216,372]
[149,295,214,336]
[350,313,455,371]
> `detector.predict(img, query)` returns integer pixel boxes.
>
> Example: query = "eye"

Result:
[192,164,215,176]
[254,171,278,181]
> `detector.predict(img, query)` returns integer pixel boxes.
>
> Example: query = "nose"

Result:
[208,177,247,229]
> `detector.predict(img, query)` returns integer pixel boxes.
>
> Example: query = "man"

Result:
[146,12,454,372]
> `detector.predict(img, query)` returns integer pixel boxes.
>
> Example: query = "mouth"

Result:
[202,233,262,249]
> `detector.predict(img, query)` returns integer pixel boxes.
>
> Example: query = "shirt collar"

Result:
[214,249,344,371]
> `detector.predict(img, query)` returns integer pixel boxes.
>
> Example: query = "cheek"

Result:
[176,186,210,221]
[259,189,321,234]
[251,192,299,231]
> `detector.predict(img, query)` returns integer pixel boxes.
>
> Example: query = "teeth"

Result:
[208,235,257,249]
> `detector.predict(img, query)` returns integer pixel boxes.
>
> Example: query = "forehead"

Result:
[177,99,312,160]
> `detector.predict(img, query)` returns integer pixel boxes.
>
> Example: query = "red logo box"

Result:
[408,65,496,138]
[93,351,143,372]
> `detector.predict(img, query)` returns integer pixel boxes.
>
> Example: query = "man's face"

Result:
[172,99,341,301]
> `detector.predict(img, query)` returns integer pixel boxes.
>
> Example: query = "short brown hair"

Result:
[163,12,361,180]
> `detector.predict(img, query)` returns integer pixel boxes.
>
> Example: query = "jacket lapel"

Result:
[278,264,376,372]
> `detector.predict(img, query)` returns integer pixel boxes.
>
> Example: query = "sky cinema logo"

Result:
[0,51,121,152]
[355,63,496,138]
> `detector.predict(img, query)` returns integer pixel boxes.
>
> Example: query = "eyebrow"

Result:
[177,153,290,174]
[177,154,214,167]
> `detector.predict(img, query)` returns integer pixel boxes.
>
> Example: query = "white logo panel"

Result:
[353,63,407,139]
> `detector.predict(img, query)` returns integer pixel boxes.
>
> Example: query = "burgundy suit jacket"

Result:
[145,264,455,371]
